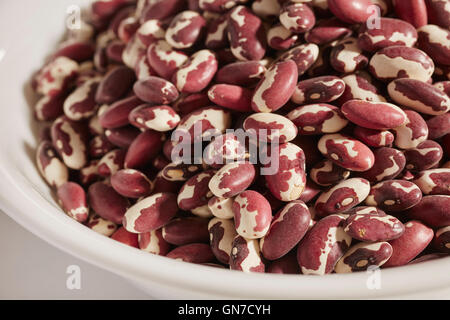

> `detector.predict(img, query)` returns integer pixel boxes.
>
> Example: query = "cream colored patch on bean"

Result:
[371,54,433,82]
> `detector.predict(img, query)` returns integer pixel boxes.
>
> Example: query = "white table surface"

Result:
[0,211,149,299]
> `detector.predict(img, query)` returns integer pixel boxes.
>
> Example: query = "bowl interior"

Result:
[0,0,449,299]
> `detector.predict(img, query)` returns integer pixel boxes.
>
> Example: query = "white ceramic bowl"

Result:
[1,0,449,299]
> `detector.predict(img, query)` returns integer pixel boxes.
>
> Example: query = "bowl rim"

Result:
[1,160,449,299]
[0,0,449,299]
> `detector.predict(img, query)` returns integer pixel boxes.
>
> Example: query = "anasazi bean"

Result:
[33,0,450,275]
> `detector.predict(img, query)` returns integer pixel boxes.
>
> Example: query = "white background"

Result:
[0,212,149,299]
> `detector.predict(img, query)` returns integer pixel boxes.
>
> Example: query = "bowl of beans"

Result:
[0,0,449,299]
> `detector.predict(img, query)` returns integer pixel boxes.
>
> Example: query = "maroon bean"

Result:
[318,134,375,172]
[99,96,144,129]
[56,182,89,222]
[173,92,211,116]
[335,242,393,273]
[166,243,215,264]
[125,130,164,169]
[266,251,300,274]
[209,162,255,198]
[359,147,406,183]
[111,168,153,198]
[111,227,139,248]
[426,113,450,139]
[328,0,373,24]
[297,214,352,275]
[384,220,433,267]
[163,217,210,245]
[260,201,311,261]
[105,40,125,63]
[95,66,136,104]
[208,84,253,112]
[105,126,141,148]
[133,76,179,104]
[251,61,298,113]
[392,0,428,28]
[227,6,266,61]
[407,195,450,227]
[215,61,265,86]
[315,178,371,217]
[140,0,185,21]
[342,100,407,130]
[88,181,130,224]
[304,18,352,45]
[366,180,423,212]
[345,212,405,242]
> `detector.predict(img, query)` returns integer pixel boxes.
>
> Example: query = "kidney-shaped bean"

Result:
[260,201,311,261]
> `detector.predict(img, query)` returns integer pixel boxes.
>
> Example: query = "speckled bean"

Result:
[335,242,393,273]
[317,134,375,172]
[260,201,311,260]
[297,214,352,275]
[291,76,345,105]
[315,178,371,217]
